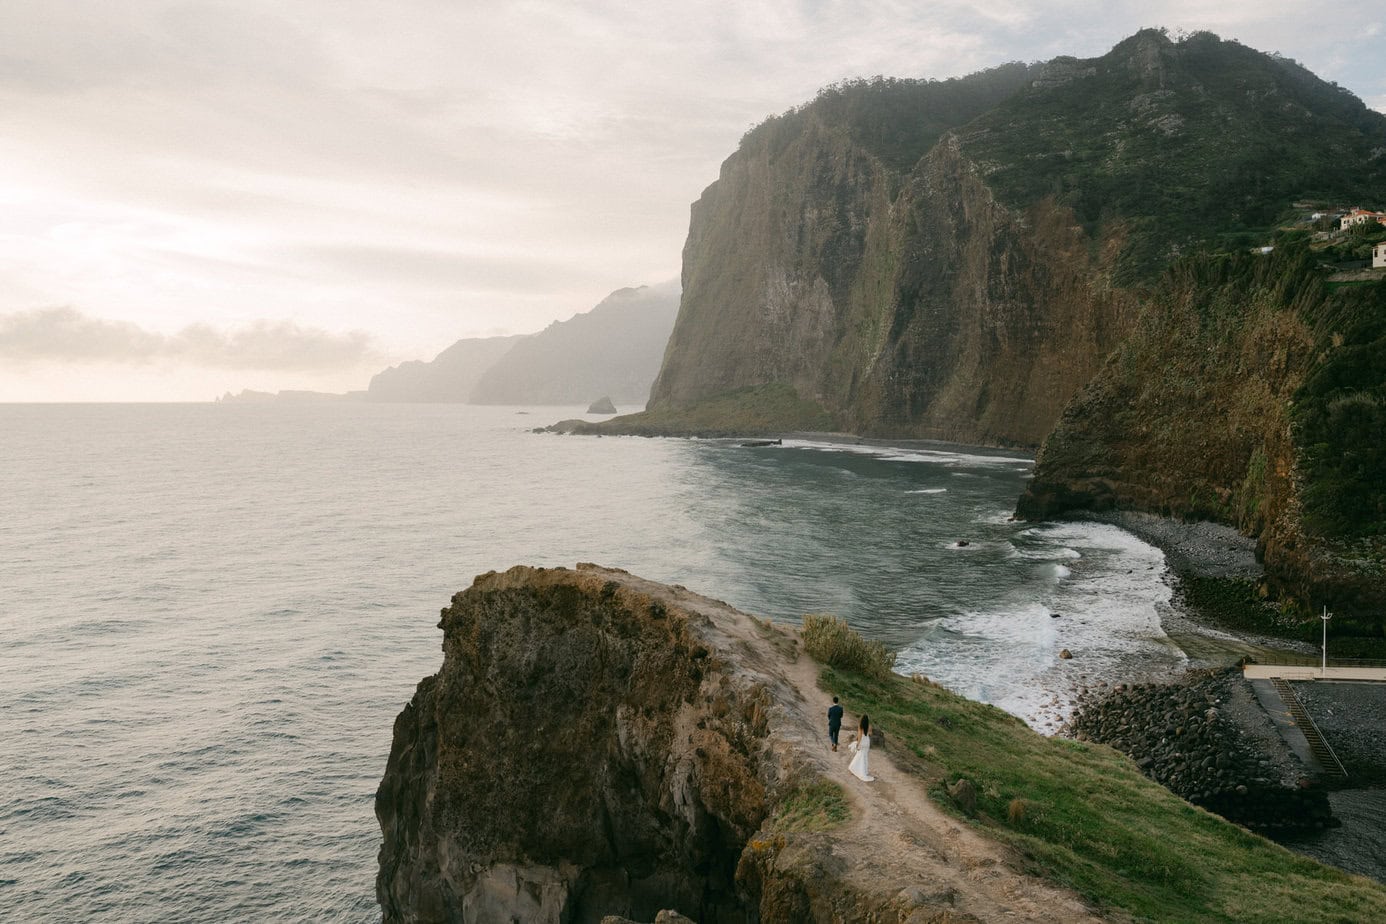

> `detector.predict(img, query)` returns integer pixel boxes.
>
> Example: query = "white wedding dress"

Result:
[848,734,874,782]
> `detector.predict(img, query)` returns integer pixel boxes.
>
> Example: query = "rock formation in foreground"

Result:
[375,565,1100,924]
[377,565,1386,922]
[376,564,832,923]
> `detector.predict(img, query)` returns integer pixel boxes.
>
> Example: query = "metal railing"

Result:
[1272,678,1348,778]
[1246,655,1386,670]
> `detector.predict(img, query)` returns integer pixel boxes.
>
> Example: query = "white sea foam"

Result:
[786,439,1032,469]
[898,519,1182,729]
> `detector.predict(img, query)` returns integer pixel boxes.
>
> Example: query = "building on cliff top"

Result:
[1374,241,1386,269]
[1340,208,1386,231]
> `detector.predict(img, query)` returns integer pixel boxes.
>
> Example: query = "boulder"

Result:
[946,778,978,815]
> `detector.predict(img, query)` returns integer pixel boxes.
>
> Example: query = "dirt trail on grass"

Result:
[652,568,1104,922]
[768,626,1105,923]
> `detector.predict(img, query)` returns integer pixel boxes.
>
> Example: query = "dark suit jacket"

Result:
[827,704,843,729]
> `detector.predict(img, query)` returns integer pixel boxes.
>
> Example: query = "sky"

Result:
[1,1,1383,401]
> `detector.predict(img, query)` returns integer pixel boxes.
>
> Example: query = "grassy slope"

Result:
[816,658,1386,923]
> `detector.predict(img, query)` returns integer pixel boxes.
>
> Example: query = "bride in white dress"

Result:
[847,714,874,782]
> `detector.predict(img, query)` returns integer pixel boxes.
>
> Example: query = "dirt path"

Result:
[635,568,1107,922]
[767,639,1105,923]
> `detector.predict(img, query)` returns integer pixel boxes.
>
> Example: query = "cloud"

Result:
[0,0,1382,398]
[0,306,379,370]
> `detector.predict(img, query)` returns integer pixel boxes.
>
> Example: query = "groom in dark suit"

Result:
[827,696,844,751]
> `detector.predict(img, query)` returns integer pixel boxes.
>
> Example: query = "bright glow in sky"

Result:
[1,1,1383,401]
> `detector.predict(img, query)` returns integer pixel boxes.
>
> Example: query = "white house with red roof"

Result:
[1340,208,1386,231]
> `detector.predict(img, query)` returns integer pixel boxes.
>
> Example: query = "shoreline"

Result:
[1083,509,1319,661]
[1070,511,1386,883]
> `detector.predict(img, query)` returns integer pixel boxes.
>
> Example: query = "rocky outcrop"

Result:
[1069,670,1336,832]
[376,564,776,922]
[377,565,1115,923]
[587,396,618,415]
[376,564,935,923]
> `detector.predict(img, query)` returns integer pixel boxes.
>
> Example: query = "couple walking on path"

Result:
[827,696,874,782]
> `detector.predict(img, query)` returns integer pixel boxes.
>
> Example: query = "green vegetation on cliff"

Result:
[1022,244,1386,624]
[964,30,1386,282]
[1295,281,1386,539]
[815,633,1386,923]
[744,64,1039,175]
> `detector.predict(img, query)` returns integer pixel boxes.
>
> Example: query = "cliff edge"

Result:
[375,564,1100,923]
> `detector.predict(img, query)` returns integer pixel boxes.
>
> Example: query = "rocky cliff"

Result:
[376,564,807,923]
[375,565,1110,924]
[638,30,1386,447]
[1018,248,1386,625]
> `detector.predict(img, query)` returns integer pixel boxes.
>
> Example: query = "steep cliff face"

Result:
[644,30,1386,447]
[1019,249,1386,624]
[843,139,1135,444]
[376,565,776,922]
[650,119,1133,446]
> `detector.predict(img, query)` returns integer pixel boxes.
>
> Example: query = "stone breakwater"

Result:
[1069,669,1337,832]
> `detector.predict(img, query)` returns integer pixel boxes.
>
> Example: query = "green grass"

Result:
[771,779,851,833]
[801,613,896,679]
[811,633,1386,922]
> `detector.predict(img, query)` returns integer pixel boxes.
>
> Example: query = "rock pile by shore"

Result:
[1070,669,1337,832]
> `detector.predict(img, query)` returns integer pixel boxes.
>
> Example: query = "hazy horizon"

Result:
[2,2,1384,402]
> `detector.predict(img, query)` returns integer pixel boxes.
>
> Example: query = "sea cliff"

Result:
[628,30,1386,447]
[1019,248,1386,627]
[566,29,1386,622]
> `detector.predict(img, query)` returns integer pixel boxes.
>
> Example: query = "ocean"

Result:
[3,402,1195,921]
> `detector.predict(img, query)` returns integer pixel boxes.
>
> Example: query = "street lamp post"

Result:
[1321,606,1332,678]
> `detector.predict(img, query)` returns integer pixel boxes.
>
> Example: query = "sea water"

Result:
[1,403,1187,922]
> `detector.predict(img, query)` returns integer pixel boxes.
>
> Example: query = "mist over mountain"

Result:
[366,335,525,403]
[470,280,679,406]
[361,281,679,405]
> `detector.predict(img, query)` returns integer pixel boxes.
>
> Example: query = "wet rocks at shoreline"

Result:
[1070,669,1337,832]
